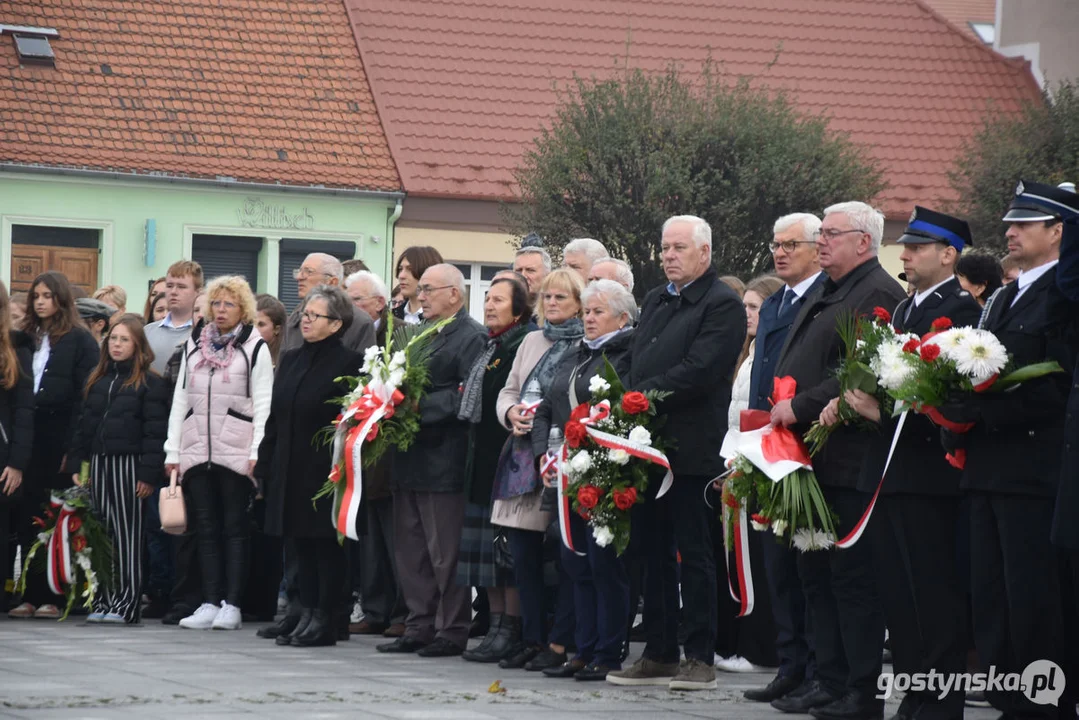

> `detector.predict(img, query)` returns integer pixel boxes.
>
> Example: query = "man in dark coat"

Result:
[607,215,746,692]
[281,253,376,354]
[939,180,1079,718]
[769,201,906,720]
[377,263,486,658]
[744,212,825,704]
[844,208,982,720]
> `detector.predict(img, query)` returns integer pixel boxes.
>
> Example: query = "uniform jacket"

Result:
[962,266,1079,497]
[775,258,906,489]
[856,278,982,496]
[0,332,35,501]
[29,327,99,489]
[256,332,362,539]
[70,361,171,486]
[629,272,746,478]
[1053,227,1079,548]
[749,274,827,411]
[165,323,274,479]
[392,308,486,493]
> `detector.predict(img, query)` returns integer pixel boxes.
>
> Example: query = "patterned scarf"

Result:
[459,322,523,424]
[194,322,242,382]
[519,317,584,401]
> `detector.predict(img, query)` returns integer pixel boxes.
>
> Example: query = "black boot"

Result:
[276,609,313,646]
[462,613,503,662]
[292,609,337,647]
[465,615,519,663]
[257,613,301,640]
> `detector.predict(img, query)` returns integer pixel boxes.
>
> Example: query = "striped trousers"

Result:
[89,455,142,623]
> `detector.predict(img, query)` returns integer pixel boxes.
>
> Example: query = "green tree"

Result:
[951,81,1079,253]
[504,65,885,294]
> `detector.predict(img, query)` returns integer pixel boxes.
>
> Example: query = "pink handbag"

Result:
[159,469,186,535]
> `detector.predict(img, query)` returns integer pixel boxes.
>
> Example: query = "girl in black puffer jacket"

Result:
[69,314,170,624]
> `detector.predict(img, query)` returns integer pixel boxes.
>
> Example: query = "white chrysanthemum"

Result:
[389,351,406,370]
[875,346,915,391]
[569,450,592,474]
[953,330,1008,381]
[608,449,631,465]
[772,519,788,537]
[750,519,770,532]
[387,368,406,389]
[628,426,652,447]
[792,529,835,552]
[593,525,615,547]
[588,375,611,395]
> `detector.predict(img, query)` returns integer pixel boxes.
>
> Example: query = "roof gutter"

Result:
[0,162,406,201]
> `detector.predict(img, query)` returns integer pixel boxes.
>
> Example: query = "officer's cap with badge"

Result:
[897,206,972,252]
[1003,180,1079,223]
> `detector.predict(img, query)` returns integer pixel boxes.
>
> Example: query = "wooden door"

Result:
[11,246,99,295]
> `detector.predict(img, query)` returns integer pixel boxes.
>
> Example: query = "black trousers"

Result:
[870,494,965,719]
[969,492,1063,719]
[360,496,405,625]
[562,512,630,667]
[762,523,814,679]
[796,486,885,699]
[634,473,717,664]
[294,536,346,613]
[18,483,66,607]
[183,466,251,608]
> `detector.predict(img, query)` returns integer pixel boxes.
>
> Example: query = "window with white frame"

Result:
[452,262,509,322]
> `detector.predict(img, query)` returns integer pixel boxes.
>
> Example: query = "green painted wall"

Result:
[0,171,399,310]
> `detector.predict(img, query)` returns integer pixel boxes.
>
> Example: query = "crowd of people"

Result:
[2,182,1078,720]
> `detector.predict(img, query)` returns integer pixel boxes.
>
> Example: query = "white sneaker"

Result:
[211,601,242,630]
[715,654,765,673]
[179,603,220,630]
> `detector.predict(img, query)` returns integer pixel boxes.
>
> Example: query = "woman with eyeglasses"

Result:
[163,275,273,632]
[255,285,362,647]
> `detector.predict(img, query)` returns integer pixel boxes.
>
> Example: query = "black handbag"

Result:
[493,529,515,571]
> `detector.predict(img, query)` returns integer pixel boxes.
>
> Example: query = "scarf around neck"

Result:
[459,322,526,424]
[195,322,242,382]
[519,317,584,402]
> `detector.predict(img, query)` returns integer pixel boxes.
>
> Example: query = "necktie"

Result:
[779,288,795,315]
[904,297,916,323]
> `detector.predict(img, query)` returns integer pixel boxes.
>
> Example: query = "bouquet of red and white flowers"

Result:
[558,359,670,556]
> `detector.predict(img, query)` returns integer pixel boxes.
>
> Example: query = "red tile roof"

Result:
[922,0,996,40]
[347,0,1039,216]
[0,0,401,192]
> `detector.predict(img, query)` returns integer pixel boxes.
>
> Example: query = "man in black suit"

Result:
[607,215,746,692]
[940,181,1079,718]
[836,208,982,720]
[743,212,826,704]
[770,201,906,720]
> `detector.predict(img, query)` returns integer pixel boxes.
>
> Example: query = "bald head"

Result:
[298,252,345,298]
[418,263,467,321]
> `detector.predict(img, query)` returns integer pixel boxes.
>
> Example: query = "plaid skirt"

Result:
[456,502,512,589]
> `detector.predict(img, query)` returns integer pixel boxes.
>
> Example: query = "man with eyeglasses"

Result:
[281,253,375,354]
[770,202,905,720]
[742,212,824,706]
[377,263,486,659]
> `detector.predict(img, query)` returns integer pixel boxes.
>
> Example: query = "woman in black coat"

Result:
[255,285,364,647]
[0,281,35,612]
[11,272,99,619]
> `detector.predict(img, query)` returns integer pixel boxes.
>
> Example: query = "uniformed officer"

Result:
[938,180,1079,719]
[837,207,982,720]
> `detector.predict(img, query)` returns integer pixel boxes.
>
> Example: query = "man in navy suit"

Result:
[742,212,826,704]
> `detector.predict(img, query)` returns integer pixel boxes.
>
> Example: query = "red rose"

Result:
[612,487,638,511]
[72,535,87,553]
[564,422,588,448]
[576,485,603,510]
[872,307,892,324]
[902,338,920,354]
[919,344,941,362]
[67,516,82,533]
[569,402,591,424]
[621,392,650,415]
[930,317,953,332]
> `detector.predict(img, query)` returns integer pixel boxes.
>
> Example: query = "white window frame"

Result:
[452,261,509,323]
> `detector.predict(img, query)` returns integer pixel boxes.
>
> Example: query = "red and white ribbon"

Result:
[581,424,673,498]
[835,411,907,549]
[46,496,75,596]
[555,444,585,556]
[720,488,754,617]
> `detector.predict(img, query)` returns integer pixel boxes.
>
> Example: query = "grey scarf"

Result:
[520,317,584,401]
[458,324,526,424]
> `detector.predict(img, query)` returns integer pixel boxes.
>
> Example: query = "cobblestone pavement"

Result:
[0,618,1000,719]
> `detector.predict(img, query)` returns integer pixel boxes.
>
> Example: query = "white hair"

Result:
[581,279,637,323]
[823,202,883,252]
[428,263,467,296]
[345,270,389,302]
[563,238,609,263]
[515,246,552,272]
[773,213,822,244]
[590,257,635,292]
[306,252,344,282]
[662,215,712,249]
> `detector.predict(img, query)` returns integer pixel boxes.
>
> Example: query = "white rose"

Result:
[593,525,615,547]
[569,450,592,474]
[608,449,631,465]
[588,375,611,395]
[628,426,652,447]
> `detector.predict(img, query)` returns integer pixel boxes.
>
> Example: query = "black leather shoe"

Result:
[257,614,301,640]
[574,663,613,681]
[162,605,191,626]
[464,615,519,663]
[276,609,313,646]
[525,647,567,671]
[462,613,503,662]
[291,610,337,647]
[745,673,805,702]
[771,680,837,713]
[416,637,464,658]
[542,658,587,678]
[809,692,884,720]
[376,635,429,654]
[500,643,542,669]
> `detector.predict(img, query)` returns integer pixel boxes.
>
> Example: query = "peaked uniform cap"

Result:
[1003,180,1079,222]
[898,206,972,251]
